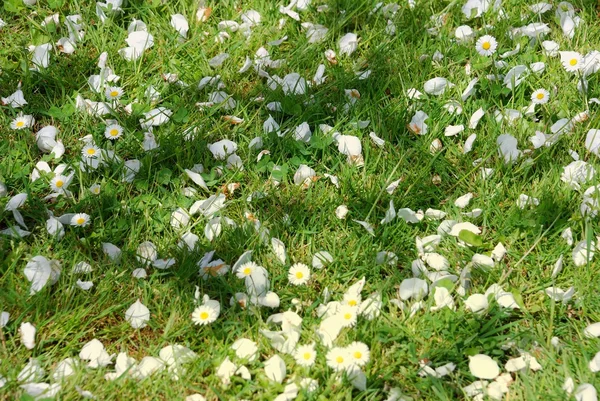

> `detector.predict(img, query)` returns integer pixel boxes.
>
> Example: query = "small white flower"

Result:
[105,86,123,100]
[347,341,370,367]
[560,51,583,72]
[10,114,34,130]
[50,175,71,193]
[343,292,361,308]
[338,305,358,327]
[70,213,90,227]
[191,304,219,326]
[105,124,123,140]
[326,347,351,371]
[294,343,316,367]
[288,263,310,286]
[475,35,497,56]
[89,184,101,195]
[81,145,100,159]
[236,261,258,279]
[531,89,549,104]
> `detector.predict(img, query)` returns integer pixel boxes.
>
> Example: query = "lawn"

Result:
[1,0,600,400]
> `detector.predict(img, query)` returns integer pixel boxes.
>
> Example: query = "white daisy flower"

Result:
[342,293,362,308]
[105,86,123,101]
[338,305,358,327]
[326,347,351,371]
[10,114,34,130]
[81,145,100,159]
[288,263,310,286]
[70,213,90,227]
[89,184,101,195]
[236,261,258,279]
[294,343,317,367]
[475,35,497,57]
[560,51,583,72]
[531,89,549,104]
[105,124,123,140]
[50,175,71,193]
[191,304,219,326]
[347,341,370,367]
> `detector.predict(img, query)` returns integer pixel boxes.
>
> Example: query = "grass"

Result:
[1,0,600,399]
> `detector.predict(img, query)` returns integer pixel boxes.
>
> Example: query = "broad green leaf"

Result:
[458,229,483,246]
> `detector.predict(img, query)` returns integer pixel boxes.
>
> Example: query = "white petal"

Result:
[399,278,428,300]
[20,322,36,349]
[585,129,600,156]
[584,322,600,338]
[170,207,190,229]
[574,384,597,401]
[469,354,500,379]
[271,238,287,264]
[589,352,600,373]
[264,355,286,383]
[353,220,375,236]
[124,299,150,329]
[312,251,333,269]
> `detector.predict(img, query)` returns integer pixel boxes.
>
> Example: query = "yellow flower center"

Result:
[354,351,362,359]
[348,300,357,306]
[110,90,119,97]
[109,129,119,137]
[16,121,25,127]
[536,93,544,99]
[344,313,352,320]
[570,58,578,66]
[303,352,311,360]
[482,42,491,50]
[243,267,251,275]
[336,356,344,364]
[55,180,64,188]
[76,218,85,225]
[200,311,209,320]
[86,148,96,155]
[92,188,100,194]
[295,271,304,279]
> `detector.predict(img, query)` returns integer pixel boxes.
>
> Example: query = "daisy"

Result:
[236,261,258,279]
[559,51,583,72]
[105,86,123,101]
[288,263,310,286]
[347,342,370,367]
[89,184,101,195]
[342,293,362,308]
[70,213,90,227]
[294,343,317,367]
[104,124,123,140]
[326,347,351,372]
[338,305,358,327]
[81,145,100,159]
[10,114,34,130]
[531,89,549,104]
[191,304,219,326]
[475,35,497,57]
[50,175,71,193]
